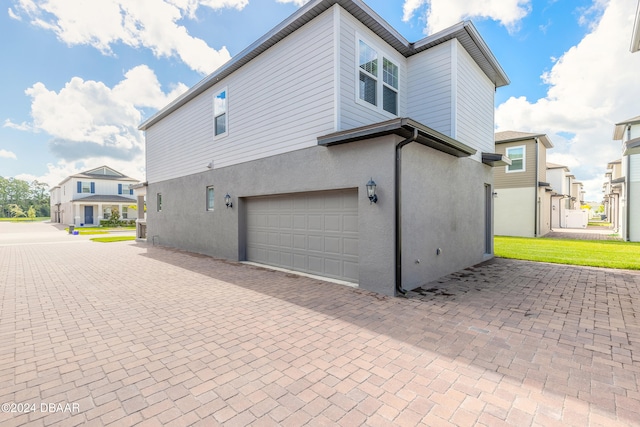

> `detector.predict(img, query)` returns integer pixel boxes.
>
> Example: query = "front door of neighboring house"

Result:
[84,206,94,225]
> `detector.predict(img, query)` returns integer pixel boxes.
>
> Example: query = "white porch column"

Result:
[98,203,103,224]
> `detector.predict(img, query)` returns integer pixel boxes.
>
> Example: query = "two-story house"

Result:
[602,159,624,231]
[493,131,553,237]
[612,115,640,241]
[139,0,510,296]
[50,166,140,226]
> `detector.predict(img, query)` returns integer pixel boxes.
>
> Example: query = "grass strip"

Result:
[90,236,136,243]
[494,236,640,270]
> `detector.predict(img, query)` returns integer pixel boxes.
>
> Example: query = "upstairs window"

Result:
[506,146,525,172]
[357,38,399,116]
[78,181,95,193]
[213,89,227,137]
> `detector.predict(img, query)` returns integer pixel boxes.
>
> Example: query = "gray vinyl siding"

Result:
[146,9,336,183]
[338,9,407,131]
[455,40,495,162]
[406,42,453,137]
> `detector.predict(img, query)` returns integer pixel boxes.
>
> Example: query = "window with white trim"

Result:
[506,146,525,172]
[206,186,214,211]
[357,38,399,116]
[213,89,227,137]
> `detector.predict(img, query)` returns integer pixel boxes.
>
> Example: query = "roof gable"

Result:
[495,130,553,148]
[139,0,508,131]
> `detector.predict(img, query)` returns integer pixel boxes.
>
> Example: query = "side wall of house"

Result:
[145,9,337,184]
[146,137,398,295]
[400,143,493,291]
[630,154,640,241]
[455,40,495,163]
[494,140,536,189]
[406,42,452,137]
[494,187,536,237]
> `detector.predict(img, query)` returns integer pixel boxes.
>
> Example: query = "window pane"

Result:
[207,187,214,210]
[214,91,226,115]
[215,113,226,136]
[382,86,397,115]
[359,40,377,76]
[507,147,524,171]
[359,72,376,106]
[383,58,398,89]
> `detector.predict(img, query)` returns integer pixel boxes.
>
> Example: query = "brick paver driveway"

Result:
[1,222,640,426]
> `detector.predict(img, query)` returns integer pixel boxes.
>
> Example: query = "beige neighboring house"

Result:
[602,159,624,232]
[50,166,140,226]
[494,131,553,237]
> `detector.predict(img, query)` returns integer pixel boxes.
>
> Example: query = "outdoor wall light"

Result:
[224,193,233,208]
[366,178,378,204]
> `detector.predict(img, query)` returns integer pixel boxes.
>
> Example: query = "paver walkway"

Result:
[1,222,640,426]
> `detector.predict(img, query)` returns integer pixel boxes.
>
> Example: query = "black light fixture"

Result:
[366,178,378,204]
[224,193,233,208]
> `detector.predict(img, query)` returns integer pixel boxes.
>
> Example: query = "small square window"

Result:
[206,187,214,211]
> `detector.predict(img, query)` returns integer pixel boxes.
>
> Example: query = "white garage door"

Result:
[245,189,359,283]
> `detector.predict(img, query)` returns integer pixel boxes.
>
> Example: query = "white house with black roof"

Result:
[50,166,140,226]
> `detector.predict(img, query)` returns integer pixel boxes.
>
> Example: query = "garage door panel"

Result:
[343,238,358,257]
[308,215,323,231]
[246,189,358,283]
[308,235,323,251]
[324,236,341,254]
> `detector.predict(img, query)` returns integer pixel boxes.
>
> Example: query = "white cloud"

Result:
[402,0,531,34]
[0,149,17,159]
[10,0,248,74]
[495,0,640,201]
[275,0,310,6]
[6,65,187,169]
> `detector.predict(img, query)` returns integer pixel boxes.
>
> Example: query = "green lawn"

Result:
[65,226,134,235]
[494,236,640,270]
[90,236,136,243]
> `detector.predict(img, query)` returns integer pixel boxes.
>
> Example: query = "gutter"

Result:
[395,128,419,295]
[627,126,632,241]
[394,128,418,295]
[534,138,539,237]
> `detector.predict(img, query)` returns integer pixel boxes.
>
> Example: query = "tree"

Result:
[109,209,121,226]
[27,206,36,220]
[9,204,26,218]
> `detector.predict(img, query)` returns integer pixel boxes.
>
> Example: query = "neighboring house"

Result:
[602,159,624,231]
[50,166,139,226]
[612,116,640,241]
[493,131,553,237]
[546,163,587,229]
[139,0,510,296]
[632,0,640,52]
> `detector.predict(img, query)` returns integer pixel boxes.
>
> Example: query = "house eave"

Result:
[138,0,509,131]
[317,117,476,158]
[623,137,640,156]
[482,152,511,167]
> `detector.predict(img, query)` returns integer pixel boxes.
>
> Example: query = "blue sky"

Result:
[1,0,638,201]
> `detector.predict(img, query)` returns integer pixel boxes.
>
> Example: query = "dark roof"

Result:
[317,117,476,157]
[58,165,139,186]
[71,195,136,203]
[139,0,509,131]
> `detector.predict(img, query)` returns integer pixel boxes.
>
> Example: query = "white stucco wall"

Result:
[494,187,535,237]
